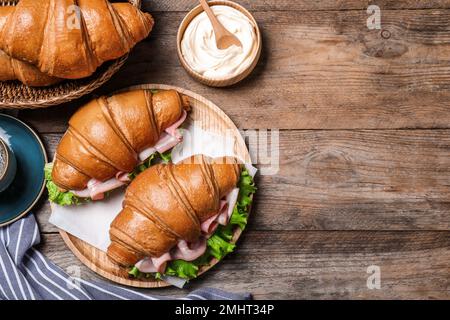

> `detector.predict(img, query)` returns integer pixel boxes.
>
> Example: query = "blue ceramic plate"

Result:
[0,114,47,226]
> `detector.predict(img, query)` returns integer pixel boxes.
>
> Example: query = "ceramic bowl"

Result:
[177,0,262,87]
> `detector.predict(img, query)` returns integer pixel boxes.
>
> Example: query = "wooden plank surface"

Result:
[40,231,450,299]
[142,0,450,11]
[10,0,450,299]
[19,9,450,130]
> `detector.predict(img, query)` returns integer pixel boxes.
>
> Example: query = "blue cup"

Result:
[0,137,17,192]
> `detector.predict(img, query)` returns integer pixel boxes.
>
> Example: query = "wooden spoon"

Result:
[199,0,242,50]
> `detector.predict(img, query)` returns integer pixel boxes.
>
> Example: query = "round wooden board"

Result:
[57,84,252,288]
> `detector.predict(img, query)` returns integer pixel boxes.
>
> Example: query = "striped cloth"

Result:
[0,213,251,300]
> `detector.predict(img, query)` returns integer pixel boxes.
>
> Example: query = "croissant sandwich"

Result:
[107,155,256,280]
[0,0,154,86]
[45,89,190,205]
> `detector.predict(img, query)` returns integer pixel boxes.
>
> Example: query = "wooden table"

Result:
[14,0,450,299]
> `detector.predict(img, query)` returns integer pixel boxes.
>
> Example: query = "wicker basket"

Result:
[0,0,142,109]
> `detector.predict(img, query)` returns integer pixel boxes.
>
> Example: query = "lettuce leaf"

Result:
[207,234,236,260]
[215,224,234,241]
[128,153,157,180]
[164,260,199,279]
[44,163,83,206]
[159,150,172,163]
[128,151,172,180]
[229,206,247,230]
[128,266,141,278]
[129,167,257,280]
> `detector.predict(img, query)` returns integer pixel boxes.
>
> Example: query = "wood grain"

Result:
[40,231,450,299]
[37,129,450,233]
[16,0,450,299]
[18,9,450,130]
[142,0,450,12]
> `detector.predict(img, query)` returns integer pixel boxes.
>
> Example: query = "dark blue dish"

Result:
[0,114,47,226]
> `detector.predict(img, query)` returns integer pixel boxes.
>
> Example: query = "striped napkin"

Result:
[0,213,251,300]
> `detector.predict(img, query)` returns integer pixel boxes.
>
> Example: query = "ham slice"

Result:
[217,200,229,226]
[165,110,187,139]
[172,239,207,262]
[201,201,227,234]
[88,178,125,200]
[71,177,126,200]
[116,172,131,183]
[135,238,207,274]
[138,131,181,160]
[154,132,181,154]
[201,213,219,235]
[135,257,158,273]
[225,188,240,222]
[152,252,172,273]
[138,147,156,162]
[71,188,91,198]
[135,252,172,274]
[138,110,186,161]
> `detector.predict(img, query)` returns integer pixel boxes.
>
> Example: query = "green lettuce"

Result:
[207,234,236,260]
[129,167,256,280]
[44,163,84,206]
[165,260,199,279]
[159,150,172,163]
[128,151,173,180]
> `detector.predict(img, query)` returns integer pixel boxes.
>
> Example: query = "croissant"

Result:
[51,89,190,192]
[0,0,154,81]
[0,6,60,86]
[107,155,242,267]
[0,49,61,86]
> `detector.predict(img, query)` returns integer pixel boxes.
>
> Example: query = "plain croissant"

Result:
[0,0,154,81]
[0,7,60,86]
[107,155,242,267]
[0,49,61,86]
[52,89,190,191]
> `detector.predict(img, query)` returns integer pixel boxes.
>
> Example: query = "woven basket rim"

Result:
[0,0,142,109]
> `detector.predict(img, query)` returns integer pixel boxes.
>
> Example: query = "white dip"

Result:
[181,5,258,80]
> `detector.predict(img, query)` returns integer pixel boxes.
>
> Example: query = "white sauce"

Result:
[181,5,258,80]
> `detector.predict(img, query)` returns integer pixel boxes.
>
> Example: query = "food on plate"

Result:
[107,154,256,280]
[0,0,154,85]
[181,5,258,80]
[45,89,190,205]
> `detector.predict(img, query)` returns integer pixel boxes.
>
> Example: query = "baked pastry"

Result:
[49,89,189,201]
[0,7,59,86]
[107,155,242,273]
[0,0,153,83]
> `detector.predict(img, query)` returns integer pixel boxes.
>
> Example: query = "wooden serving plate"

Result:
[57,84,252,288]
